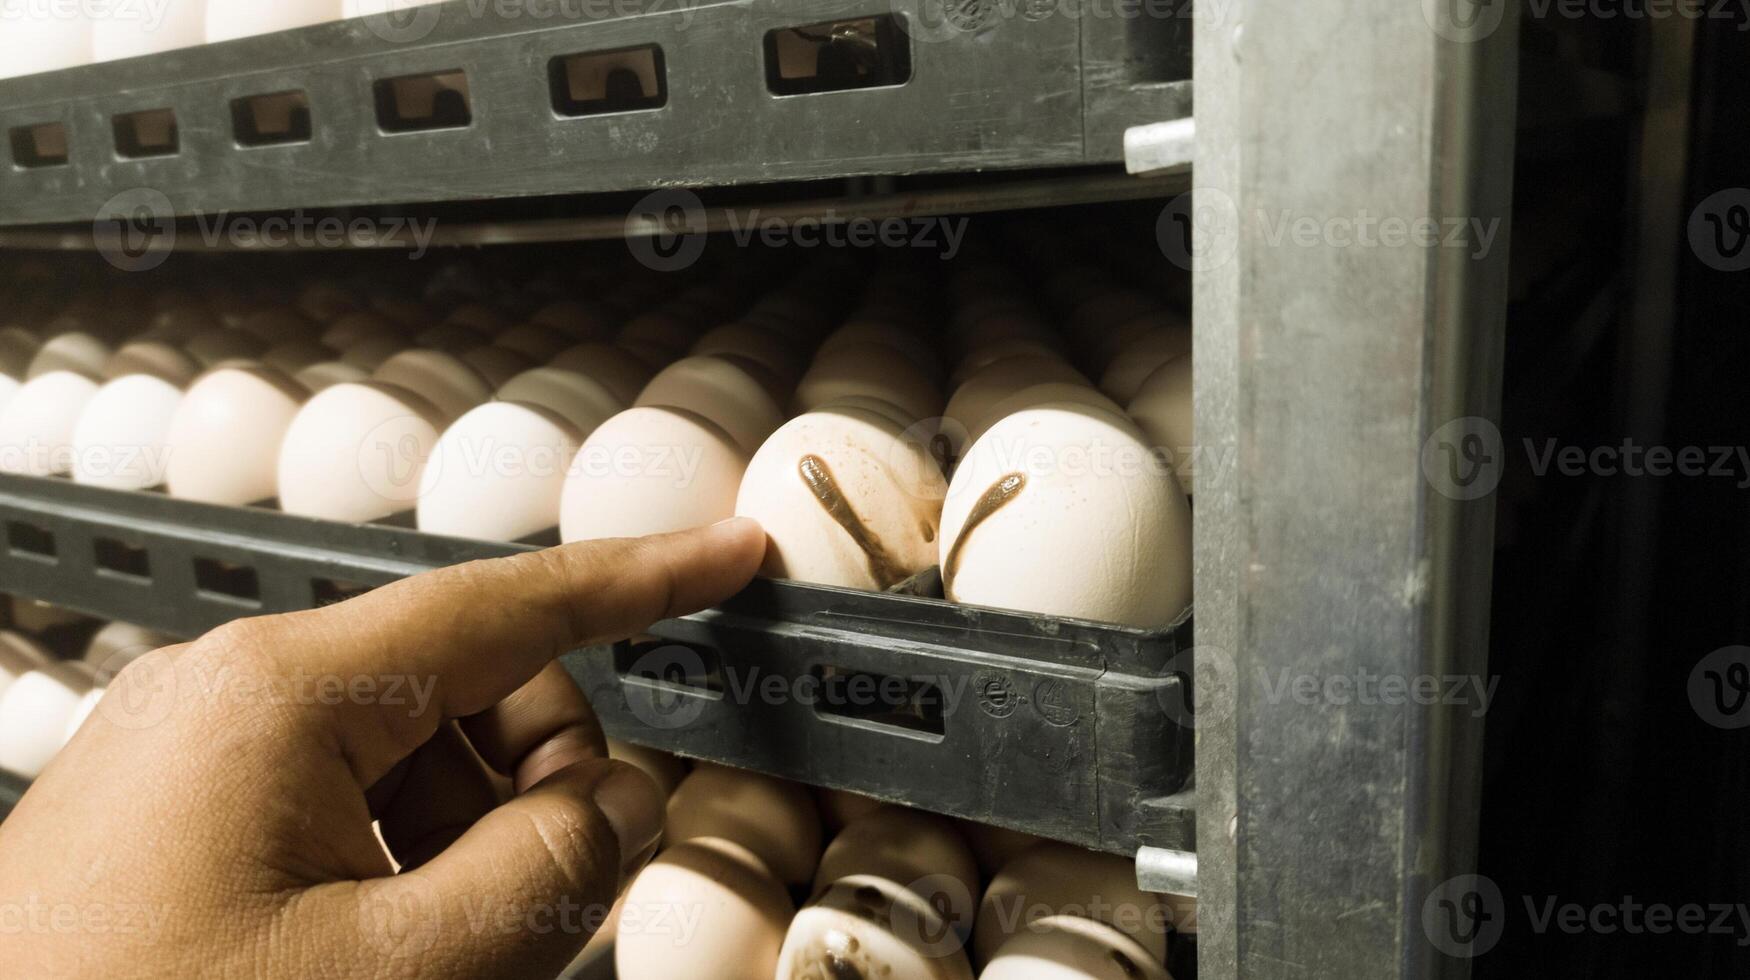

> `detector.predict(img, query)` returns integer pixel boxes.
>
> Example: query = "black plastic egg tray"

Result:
[0,473,1195,856]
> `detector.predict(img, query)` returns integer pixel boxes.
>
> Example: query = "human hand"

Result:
[0,518,766,979]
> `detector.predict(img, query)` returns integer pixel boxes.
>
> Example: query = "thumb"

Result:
[346,758,663,978]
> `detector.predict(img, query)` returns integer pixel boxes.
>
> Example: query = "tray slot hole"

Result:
[10,122,68,168]
[113,108,179,159]
[5,522,57,561]
[93,537,151,581]
[811,664,946,738]
[765,15,913,96]
[312,577,373,607]
[550,44,667,117]
[232,90,312,147]
[615,639,723,694]
[193,557,261,606]
[374,70,472,133]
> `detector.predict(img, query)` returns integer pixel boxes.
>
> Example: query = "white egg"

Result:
[92,0,204,60]
[322,311,401,350]
[735,407,946,592]
[0,328,42,378]
[185,329,266,369]
[0,664,92,778]
[942,404,1189,629]
[814,808,980,924]
[636,356,785,455]
[103,342,201,386]
[0,631,50,699]
[63,686,105,745]
[942,356,1087,455]
[71,375,184,490]
[792,343,944,424]
[417,401,579,542]
[817,319,941,380]
[776,876,975,980]
[238,310,313,346]
[278,382,445,523]
[665,765,823,887]
[969,382,1124,448]
[458,345,532,388]
[973,843,1168,965]
[1127,356,1193,497]
[493,323,570,362]
[496,367,620,435]
[0,374,19,417]
[618,310,699,358]
[814,395,918,430]
[951,339,1069,388]
[413,323,489,354]
[691,323,806,388]
[560,407,747,542]
[549,342,654,406]
[980,915,1171,980]
[0,4,93,79]
[340,336,407,371]
[261,342,336,377]
[294,361,371,393]
[616,838,792,980]
[372,349,491,424]
[165,366,305,505]
[27,332,109,380]
[82,622,175,670]
[206,0,346,43]
[0,371,101,476]
[1098,326,1192,405]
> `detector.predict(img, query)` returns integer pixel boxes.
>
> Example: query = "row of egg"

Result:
[0,0,444,80]
[0,618,170,780]
[594,748,1190,980]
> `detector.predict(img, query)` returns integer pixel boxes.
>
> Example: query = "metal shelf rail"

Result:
[0,474,1196,858]
[0,0,1191,227]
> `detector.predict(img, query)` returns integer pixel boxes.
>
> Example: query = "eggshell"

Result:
[618,339,673,371]
[950,311,1063,362]
[665,765,823,887]
[529,300,615,340]
[102,342,200,386]
[185,329,266,368]
[0,328,42,378]
[636,356,785,455]
[322,311,401,350]
[692,323,806,387]
[960,821,1046,877]
[27,332,108,380]
[444,302,511,334]
[973,843,1168,965]
[294,282,357,323]
[279,382,445,522]
[776,876,974,980]
[164,366,305,505]
[952,338,1067,388]
[370,295,436,329]
[560,407,747,542]
[616,838,792,980]
[619,310,699,357]
[413,323,489,354]
[372,349,491,423]
[1127,356,1193,496]
[82,621,175,670]
[341,336,407,371]
[71,375,184,490]
[0,371,101,476]
[0,664,92,778]
[980,915,1171,980]
[970,382,1124,447]
[6,599,86,634]
[941,356,1088,456]
[1098,325,1191,403]
[814,808,980,917]
[92,0,202,60]
[793,343,944,421]
[206,0,345,43]
[746,291,832,342]
[943,404,1188,627]
[238,309,313,346]
[459,345,532,388]
[817,319,941,380]
[497,367,620,435]
[0,374,19,416]
[815,787,885,832]
[548,342,654,406]
[295,361,371,393]
[607,738,688,798]
[417,402,579,542]
[0,6,92,79]
[815,395,918,430]
[494,323,570,362]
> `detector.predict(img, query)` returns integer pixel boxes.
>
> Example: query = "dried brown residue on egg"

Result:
[942,472,1027,599]
[799,454,911,589]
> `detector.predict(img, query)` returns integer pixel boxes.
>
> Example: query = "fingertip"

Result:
[710,515,767,557]
[582,761,665,876]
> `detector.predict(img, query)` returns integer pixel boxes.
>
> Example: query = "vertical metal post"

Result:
[1193,0,1520,976]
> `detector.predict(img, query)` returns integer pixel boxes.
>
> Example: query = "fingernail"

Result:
[593,763,665,872]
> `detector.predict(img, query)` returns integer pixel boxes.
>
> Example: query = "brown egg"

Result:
[665,765,824,887]
[973,843,1168,965]
[616,838,793,980]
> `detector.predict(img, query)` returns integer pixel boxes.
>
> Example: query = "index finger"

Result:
[202,517,765,788]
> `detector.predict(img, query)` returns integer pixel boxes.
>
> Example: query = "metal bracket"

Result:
[1124,117,1196,178]
[1136,845,1198,897]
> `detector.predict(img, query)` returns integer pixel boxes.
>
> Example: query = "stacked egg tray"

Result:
[0,0,1190,227]
[0,473,1196,857]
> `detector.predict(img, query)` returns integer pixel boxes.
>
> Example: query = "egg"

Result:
[165,366,305,505]
[979,914,1171,980]
[616,838,792,980]
[0,328,42,378]
[0,631,50,698]
[496,367,621,435]
[0,371,101,476]
[735,407,946,592]
[70,375,184,490]
[559,407,747,542]
[960,821,1046,877]
[815,395,918,430]
[206,0,345,43]
[691,323,806,389]
[776,876,975,980]
[815,787,885,833]
[636,356,785,455]
[548,342,654,406]
[793,343,944,423]
[0,373,19,416]
[0,663,93,778]
[278,382,445,523]
[322,311,401,350]
[814,808,980,922]
[341,336,407,371]
[445,303,511,335]
[607,738,688,798]
[413,323,489,354]
[102,342,201,386]
[371,295,436,330]
[817,319,941,381]
[1127,356,1192,496]
[261,342,336,377]
[973,844,1168,965]
[82,621,175,671]
[27,332,109,380]
[619,310,700,358]
[141,306,221,344]
[238,310,313,346]
[6,598,86,634]
[0,4,93,79]
[619,339,674,371]
[294,361,371,393]
[969,382,1124,448]
[1098,325,1192,404]
[942,356,1088,455]
[458,345,532,388]
[529,300,615,340]
[952,338,1067,388]
[372,350,491,423]
[185,329,266,369]
[942,404,1190,628]
[295,282,358,323]
[417,401,579,542]
[665,765,823,887]
[950,312,1063,363]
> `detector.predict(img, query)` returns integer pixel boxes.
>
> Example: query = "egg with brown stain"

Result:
[979,914,1171,980]
[777,875,974,980]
